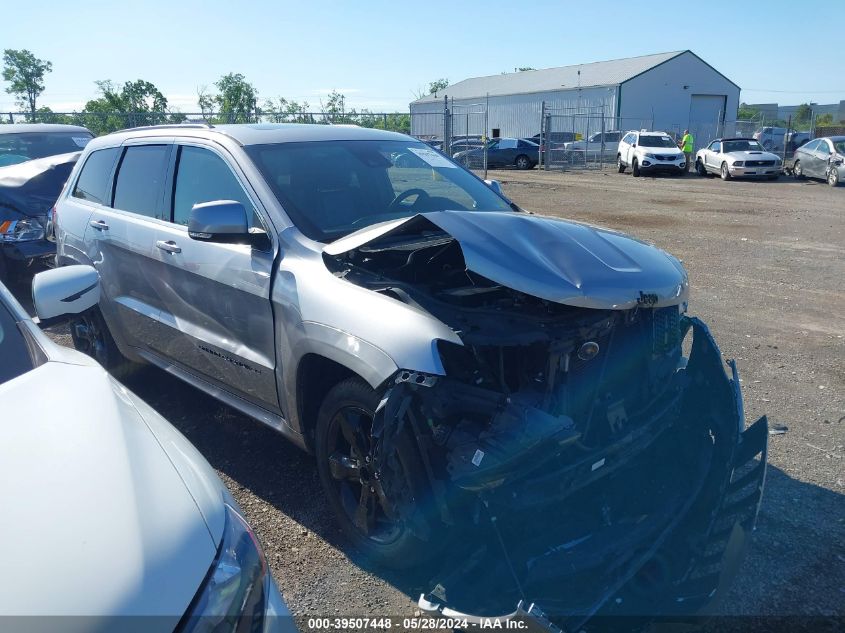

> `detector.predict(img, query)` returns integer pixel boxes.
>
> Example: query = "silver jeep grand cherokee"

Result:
[55,123,768,629]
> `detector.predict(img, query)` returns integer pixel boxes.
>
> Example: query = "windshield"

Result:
[0,132,92,167]
[0,300,34,385]
[723,140,764,153]
[639,135,677,148]
[834,140,845,154]
[247,140,513,242]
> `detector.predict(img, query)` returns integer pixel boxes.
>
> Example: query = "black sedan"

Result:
[453,138,539,170]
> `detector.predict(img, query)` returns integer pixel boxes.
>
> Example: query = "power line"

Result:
[743,88,845,94]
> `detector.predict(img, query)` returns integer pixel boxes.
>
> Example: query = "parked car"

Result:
[752,126,788,151]
[449,137,485,155]
[453,137,538,169]
[792,136,845,186]
[0,266,293,631]
[0,123,92,167]
[527,131,578,145]
[786,130,812,151]
[562,130,624,162]
[0,152,81,283]
[55,123,768,627]
[694,138,782,180]
[617,130,686,176]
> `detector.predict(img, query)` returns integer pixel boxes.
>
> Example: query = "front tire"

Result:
[70,306,139,378]
[695,159,707,177]
[632,158,641,177]
[828,167,840,187]
[793,160,804,179]
[617,155,625,173]
[720,162,732,181]
[315,377,433,569]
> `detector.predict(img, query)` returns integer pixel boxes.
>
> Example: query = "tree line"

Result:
[2,48,413,135]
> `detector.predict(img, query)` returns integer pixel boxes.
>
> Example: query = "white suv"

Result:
[617,131,686,177]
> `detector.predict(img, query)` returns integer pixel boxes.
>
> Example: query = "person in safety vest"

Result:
[681,129,694,171]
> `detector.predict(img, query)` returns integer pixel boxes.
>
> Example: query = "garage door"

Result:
[688,94,726,151]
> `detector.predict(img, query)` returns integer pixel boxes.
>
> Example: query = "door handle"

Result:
[89,219,109,231]
[156,240,182,254]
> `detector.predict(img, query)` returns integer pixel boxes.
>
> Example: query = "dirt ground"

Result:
[30,167,845,628]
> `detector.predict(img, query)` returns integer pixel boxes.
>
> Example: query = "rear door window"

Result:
[112,145,170,219]
[72,147,120,205]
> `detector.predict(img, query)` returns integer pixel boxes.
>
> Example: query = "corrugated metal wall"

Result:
[411,86,618,139]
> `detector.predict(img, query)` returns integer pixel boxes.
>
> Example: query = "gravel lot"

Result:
[23,167,845,628]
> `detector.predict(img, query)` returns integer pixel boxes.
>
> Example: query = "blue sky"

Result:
[3,0,843,113]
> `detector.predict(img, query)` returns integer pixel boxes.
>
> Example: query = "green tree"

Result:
[737,103,761,121]
[79,79,175,134]
[516,67,536,72]
[214,73,258,123]
[262,97,313,123]
[2,49,53,120]
[815,113,834,127]
[34,106,72,124]
[197,85,216,120]
[793,103,812,126]
[428,78,449,95]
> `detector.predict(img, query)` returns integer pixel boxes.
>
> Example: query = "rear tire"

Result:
[70,306,140,379]
[632,158,641,177]
[617,155,625,173]
[720,162,732,181]
[315,377,435,569]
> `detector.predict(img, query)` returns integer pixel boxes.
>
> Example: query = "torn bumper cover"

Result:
[377,318,767,630]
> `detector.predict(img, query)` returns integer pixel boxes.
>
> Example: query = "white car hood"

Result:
[0,361,218,627]
[640,146,683,156]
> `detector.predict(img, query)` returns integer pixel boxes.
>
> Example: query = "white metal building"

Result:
[410,50,740,149]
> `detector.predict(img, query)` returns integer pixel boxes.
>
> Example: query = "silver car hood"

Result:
[0,360,217,627]
[325,210,688,309]
[726,150,780,161]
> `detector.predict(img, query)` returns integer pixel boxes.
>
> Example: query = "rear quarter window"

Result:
[72,147,120,205]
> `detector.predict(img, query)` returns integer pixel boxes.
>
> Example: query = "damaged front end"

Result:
[323,212,768,629]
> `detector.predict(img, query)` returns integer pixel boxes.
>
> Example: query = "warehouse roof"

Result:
[413,50,735,104]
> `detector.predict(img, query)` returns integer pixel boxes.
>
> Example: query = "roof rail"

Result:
[113,123,215,134]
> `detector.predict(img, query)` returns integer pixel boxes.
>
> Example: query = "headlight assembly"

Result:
[178,504,269,633]
[0,217,45,243]
[733,161,745,167]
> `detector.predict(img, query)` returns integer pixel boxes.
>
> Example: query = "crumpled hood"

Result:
[0,151,80,218]
[0,361,217,627]
[325,210,688,309]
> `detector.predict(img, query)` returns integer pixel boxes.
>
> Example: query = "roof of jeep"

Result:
[0,123,93,136]
[90,123,412,148]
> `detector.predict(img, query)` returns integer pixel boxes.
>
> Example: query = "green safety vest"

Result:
[682,134,694,152]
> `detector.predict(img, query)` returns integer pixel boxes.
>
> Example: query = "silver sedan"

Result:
[792,136,845,187]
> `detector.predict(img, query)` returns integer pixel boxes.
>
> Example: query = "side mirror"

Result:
[188,200,250,244]
[32,265,99,323]
[484,179,504,196]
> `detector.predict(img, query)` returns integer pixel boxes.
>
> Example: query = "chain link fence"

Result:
[1,110,413,137]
